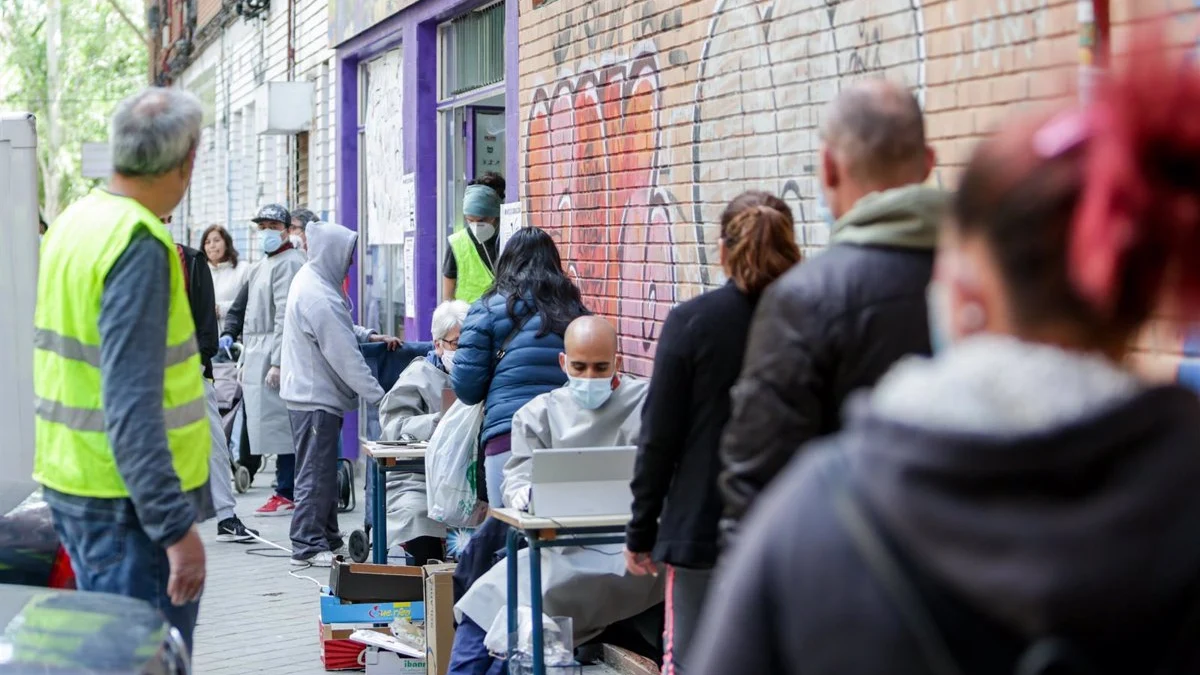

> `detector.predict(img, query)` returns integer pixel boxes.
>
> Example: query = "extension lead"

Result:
[240,530,325,587]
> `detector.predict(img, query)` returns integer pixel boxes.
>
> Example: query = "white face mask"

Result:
[440,349,457,373]
[566,376,614,410]
[468,221,497,242]
[289,234,304,250]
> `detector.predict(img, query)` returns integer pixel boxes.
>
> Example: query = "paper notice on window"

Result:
[401,173,416,234]
[404,235,416,318]
[499,202,521,253]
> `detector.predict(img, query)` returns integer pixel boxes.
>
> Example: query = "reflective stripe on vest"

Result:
[33,189,210,499]
[449,229,494,304]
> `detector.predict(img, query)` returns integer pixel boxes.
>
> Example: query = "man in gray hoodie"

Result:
[280,220,399,567]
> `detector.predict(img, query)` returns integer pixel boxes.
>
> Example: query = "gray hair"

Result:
[110,87,203,177]
[431,300,470,340]
[820,79,927,185]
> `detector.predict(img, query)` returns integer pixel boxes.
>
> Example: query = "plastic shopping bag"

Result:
[426,400,489,528]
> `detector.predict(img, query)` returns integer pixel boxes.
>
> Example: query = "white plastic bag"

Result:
[425,400,489,527]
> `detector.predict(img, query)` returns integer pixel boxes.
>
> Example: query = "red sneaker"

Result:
[255,494,295,517]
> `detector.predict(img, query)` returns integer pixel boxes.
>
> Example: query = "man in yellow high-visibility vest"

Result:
[34,87,211,654]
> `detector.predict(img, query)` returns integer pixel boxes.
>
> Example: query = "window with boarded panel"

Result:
[443,2,505,97]
[295,131,310,209]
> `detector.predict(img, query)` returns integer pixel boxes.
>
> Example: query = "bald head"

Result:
[561,316,620,380]
[821,79,930,189]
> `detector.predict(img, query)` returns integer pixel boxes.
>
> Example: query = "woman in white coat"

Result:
[219,203,305,516]
[202,224,250,321]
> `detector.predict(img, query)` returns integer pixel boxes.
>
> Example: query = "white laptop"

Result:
[529,446,637,518]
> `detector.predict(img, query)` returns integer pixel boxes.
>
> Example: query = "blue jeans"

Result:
[276,453,296,501]
[447,616,505,675]
[50,508,200,654]
[484,451,510,509]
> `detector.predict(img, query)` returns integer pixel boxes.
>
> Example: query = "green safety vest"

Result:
[449,229,494,304]
[33,190,210,498]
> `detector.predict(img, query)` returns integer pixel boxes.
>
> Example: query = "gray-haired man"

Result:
[34,87,212,652]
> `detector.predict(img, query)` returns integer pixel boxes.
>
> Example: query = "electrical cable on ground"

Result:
[239,529,325,587]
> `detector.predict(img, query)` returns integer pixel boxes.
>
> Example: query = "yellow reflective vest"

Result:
[33,190,210,498]
[449,229,494,304]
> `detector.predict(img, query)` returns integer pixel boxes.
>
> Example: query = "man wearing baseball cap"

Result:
[220,203,306,516]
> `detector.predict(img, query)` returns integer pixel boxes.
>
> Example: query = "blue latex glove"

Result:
[218,335,234,359]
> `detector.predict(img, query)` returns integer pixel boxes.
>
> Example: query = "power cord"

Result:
[240,529,325,587]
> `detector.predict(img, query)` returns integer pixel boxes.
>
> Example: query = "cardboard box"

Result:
[320,587,425,625]
[423,564,456,675]
[365,649,427,675]
[330,558,425,604]
[318,621,392,671]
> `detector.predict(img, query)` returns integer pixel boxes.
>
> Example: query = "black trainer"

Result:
[216,516,258,543]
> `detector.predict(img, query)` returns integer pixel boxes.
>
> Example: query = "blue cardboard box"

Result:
[320,587,425,625]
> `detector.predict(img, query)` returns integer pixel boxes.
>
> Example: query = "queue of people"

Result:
[29,27,1200,673]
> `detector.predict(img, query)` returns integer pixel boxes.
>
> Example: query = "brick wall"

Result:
[1113,0,1200,387]
[518,0,1079,376]
[197,0,222,29]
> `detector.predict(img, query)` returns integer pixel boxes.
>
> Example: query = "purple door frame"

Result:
[334,0,520,458]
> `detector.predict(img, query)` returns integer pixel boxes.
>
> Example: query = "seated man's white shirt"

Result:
[455,376,664,646]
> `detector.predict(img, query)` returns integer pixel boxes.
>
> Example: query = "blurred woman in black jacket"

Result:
[624,191,801,674]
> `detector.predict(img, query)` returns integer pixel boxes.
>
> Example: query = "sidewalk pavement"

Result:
[194,457,351,675]
[192,458,624,675]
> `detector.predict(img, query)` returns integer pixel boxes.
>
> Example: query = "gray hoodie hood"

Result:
[305,221,357,295]
[841,335,1200,640]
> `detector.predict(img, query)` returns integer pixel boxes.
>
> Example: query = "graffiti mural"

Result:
[525,42,683,375]
[690,0,928,266]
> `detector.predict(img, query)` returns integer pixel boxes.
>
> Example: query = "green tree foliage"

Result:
[0,0,147,218]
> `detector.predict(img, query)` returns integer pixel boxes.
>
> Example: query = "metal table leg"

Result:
[371,458,387,564]
[529,533,545,675]
[506,527,520,670]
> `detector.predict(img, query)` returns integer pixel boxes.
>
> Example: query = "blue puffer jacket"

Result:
[451,294,569,444]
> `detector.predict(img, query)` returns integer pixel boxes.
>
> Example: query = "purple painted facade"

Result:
[334,0,520,456]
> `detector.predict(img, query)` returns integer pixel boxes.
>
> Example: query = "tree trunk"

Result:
[43,0,62,219]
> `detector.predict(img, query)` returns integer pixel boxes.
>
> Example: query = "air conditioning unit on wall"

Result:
[254,81,314,135]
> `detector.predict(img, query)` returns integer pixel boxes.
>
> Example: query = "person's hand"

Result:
[624,548,658,577]
[510,487,531,512]
[165,526,206,607]
[370,334,402,351]
[265,366,281,389]
[218,335,234,359]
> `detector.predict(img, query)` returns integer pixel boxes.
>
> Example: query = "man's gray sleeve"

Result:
[100,231,196,548]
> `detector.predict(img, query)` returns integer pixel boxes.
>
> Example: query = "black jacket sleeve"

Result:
[221,279,249,340]
[186,248,218,378]
[718,278,835,536]
[626,308,694,553]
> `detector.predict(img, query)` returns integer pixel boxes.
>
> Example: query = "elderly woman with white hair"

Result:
[378,300,471,564]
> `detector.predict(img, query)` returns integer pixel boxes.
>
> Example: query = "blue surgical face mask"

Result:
[815,191,835,228]
[261,229,283,254]
[926,281,953,355]
[567,376,614,410]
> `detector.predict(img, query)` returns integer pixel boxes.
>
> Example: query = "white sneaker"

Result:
[291,551,335,568]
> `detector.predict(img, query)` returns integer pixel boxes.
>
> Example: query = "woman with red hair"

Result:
[692,33,1200,675]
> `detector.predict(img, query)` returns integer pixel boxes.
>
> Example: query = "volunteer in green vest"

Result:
[443,173,505,303]
[34,87,211,654]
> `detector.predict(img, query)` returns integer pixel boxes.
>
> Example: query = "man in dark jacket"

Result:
[718,79,947,535]
[177,242,258,544]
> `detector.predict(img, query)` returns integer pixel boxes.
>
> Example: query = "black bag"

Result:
[822,451,1200,675]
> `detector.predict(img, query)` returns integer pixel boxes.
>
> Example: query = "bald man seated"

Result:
[447,317,664,675]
